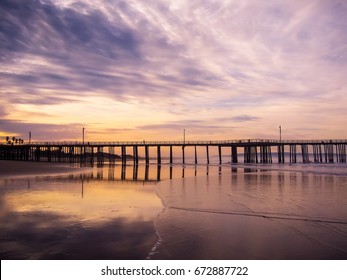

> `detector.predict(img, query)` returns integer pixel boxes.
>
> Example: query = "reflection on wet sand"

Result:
[0,163,229,260]
[0,211,157,260]
[0,164,234,260]
[154,169,347,260]
[1,163,347,260]
[85,163,225,182]
[0,164,167,260]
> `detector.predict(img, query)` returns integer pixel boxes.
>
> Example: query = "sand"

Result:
[152,171,347,259]
[0,160,88,178]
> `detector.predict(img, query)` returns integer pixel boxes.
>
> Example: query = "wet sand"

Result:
[152,170,347,259]
[0,160,89,178]
[0,163,162,260]
[1,163,346,259]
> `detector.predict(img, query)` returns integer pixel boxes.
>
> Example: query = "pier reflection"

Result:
[75,163,262,183]
[14,164,270,199]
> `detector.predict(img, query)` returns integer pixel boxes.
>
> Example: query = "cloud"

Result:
[136,120,238,136]
[1,0,347,139]
[0,103,7,118]
[0,0,231,103]
[217,115,261,122]
[0,119,83,140]
[0,0,140,57]
[0,0,147,103]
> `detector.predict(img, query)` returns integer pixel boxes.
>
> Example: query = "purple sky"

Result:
[1,0,347,142]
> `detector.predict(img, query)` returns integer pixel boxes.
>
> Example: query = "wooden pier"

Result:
[1,139,347,165]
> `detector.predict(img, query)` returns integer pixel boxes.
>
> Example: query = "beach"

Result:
[0,161,346,259]
[0,161,162,259]
[0,160,91,178]
[153,170,347,259]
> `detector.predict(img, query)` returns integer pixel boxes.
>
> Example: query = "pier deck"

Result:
[1,139,347,164]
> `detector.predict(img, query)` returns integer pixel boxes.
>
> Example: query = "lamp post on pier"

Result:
[279,125,282,143]
[82,127,85,144]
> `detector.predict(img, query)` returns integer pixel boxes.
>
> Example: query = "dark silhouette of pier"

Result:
[1,139,347,165]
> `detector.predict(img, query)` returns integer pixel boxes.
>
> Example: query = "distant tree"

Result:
[4,136,25,145]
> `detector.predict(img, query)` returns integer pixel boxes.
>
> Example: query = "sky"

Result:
[1,0,347,142]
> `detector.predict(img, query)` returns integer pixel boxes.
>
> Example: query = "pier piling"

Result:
[1,139,346,165]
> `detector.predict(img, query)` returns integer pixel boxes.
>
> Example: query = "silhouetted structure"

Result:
[0,139,346,164]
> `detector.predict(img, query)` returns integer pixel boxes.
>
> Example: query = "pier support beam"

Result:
[69,146,74,163]
[133,146,138,165]
[35,146,41,162]
[260,145,272,163]
[145,145,149,165]
[336,144,346,163]
[301,144,309,163]
[254,146,258,163]
[338,144,346,163]
[232,146,238,163]
[121,146,126,165]
[206,146,210,164]
[57,146,61,162]
[108,146,115,164]
[170,146,173,164]
[313,145,322,163]
[90,146,94,164]
[218,145,222,165]
[324,143,334,163]
[157,146,161,164]
[277,145,285,164]
[290,145,297,163]
[244,146,258,163]
[244,146,250,163]
[97,146,104,165]
[47,147,52,162]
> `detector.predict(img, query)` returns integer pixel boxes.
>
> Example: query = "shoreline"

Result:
[0,160,91,179]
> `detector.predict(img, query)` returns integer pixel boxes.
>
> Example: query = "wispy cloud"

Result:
[217,115,261,122]
[0,119,83,140]
[1,0,347,140]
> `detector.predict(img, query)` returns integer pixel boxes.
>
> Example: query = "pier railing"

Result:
[1,139,347,164]
[2,139,347,146]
